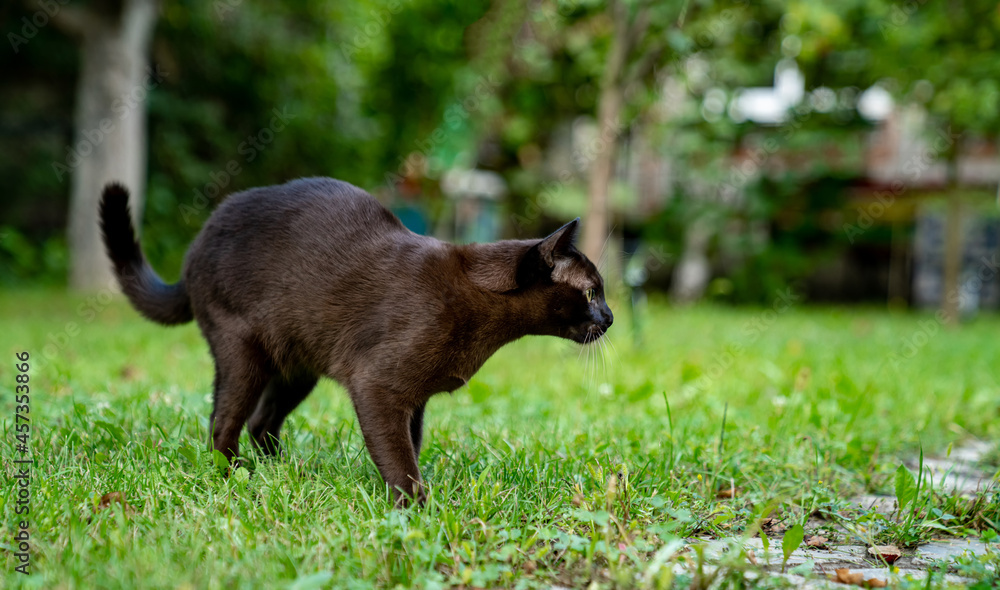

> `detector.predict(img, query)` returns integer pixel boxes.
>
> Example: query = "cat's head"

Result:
[464,219,613,343]
[521,217,614,344]
[520,219,613,344]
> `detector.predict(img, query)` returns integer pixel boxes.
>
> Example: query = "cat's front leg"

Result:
[350,387,425,507]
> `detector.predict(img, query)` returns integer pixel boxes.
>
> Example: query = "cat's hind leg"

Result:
[206,333,272,464]
[410,402,425,462]
[248,372,318,455]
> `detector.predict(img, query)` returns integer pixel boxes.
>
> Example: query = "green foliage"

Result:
[0,0,494,282]
[142,0,495,276]
[1,292,999,587]
[780,523,804,573]
[865,0,1000,136]
[3,0,1000,302]
[894,464,918,515]
[0,8,76,285]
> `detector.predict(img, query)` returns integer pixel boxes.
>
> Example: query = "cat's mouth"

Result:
[569,324,608,344]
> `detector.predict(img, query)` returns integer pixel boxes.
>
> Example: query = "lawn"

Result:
[1,289,998,588]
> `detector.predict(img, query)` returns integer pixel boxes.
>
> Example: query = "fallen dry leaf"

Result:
[867,545,902,564]
[831,568,888,588]
[96,491,133,513]
[834,568,864,585]
[716,486,738,499]
[746,549,758,565]
[804,534,829,549]
[88,491,135,523]
[794,367,812,391]
[759,517,785,536]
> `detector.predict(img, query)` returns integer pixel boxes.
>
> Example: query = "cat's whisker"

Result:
[604,333,622,369]
[589,341,597,392]
[597,339,606,388]
[593,339,602,388]
[594,335,602,372]
[597,225,617,274]
[599,336,609,385]
[589,341,599,393]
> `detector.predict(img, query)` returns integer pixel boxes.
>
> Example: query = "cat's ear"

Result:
[537,218,580,267]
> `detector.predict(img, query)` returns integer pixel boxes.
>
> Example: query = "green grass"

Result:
[1,289,999,588]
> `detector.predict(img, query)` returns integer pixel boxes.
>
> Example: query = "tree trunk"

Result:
[941,193,962,325]
[580,2,629,264]
[581,85,624,264]
[59,0,158,291]
[671,218,712,303]
[941,144,962,325]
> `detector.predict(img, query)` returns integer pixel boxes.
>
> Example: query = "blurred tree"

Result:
[638,0,869,303]
[141,0,375,276]
[43,0,159,291]
[874,0,1000,323]
[449,0,723,254]
[6,0,996,310]
[0,4,77,285]
[362,0,494,180]
[792,0,1000,320]
[579,0,695,264]
[470,0,857,300]
[0,0,493,284]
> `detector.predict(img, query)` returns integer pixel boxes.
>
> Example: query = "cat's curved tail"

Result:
[99,183,194,325]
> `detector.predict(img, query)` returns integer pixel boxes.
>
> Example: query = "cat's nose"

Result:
[602,307,614,329]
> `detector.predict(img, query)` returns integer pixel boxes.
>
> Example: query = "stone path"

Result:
[698,536,996,588]
[776,442,995,586]
[687,443,997,587]
[916,440,996,497]
[552,443,997,588]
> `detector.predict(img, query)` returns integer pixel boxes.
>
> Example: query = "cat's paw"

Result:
[392,482,426,509]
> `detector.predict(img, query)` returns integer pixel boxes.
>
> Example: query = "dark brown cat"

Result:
[99,177,612,505]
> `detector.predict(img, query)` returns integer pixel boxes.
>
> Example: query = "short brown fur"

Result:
[99,177,612,505]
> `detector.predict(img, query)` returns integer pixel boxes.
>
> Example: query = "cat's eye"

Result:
[585,288,595,303]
